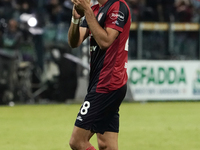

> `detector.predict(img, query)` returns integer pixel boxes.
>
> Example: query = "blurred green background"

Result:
[1,102,200,150]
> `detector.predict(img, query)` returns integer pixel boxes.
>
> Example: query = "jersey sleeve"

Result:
[105,1,130,32]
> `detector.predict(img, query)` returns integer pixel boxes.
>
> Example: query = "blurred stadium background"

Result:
[0,0,200,104]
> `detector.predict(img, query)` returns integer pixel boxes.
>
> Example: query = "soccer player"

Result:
[68,0,131,149]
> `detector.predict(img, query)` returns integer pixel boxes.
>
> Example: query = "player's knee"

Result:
[69,137,86,150]
[98,140,107,150]
[69,137,79,150]
[69,139,75,150]
[98,140,118,150]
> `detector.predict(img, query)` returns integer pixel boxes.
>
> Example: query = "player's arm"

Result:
[84,9,119,50]
[72,0,119,50]
[68,6,89,48]
[68,23,88,48]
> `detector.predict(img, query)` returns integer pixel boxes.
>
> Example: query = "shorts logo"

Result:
[98,13,104,21]
[77,116,83,121]
[109,11,124,21]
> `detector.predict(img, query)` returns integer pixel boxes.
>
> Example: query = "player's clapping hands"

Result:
[71,0,91,18]
[72,5,84,19]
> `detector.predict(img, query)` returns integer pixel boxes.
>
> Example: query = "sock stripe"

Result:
[86,146,96,150]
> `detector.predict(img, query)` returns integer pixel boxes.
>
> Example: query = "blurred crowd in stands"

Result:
[127,0,200,22]
[127,0,200,60]
[0,0,200,61]
[0,0,200,104]
[1,0,200,25]
[0,0,73,66]
[0,0,76,104]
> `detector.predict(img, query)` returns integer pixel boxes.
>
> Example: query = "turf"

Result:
[0,102,200,150]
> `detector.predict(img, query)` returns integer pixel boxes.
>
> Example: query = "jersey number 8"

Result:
[80,101,90,115]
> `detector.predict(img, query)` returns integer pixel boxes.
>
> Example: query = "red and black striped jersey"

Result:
[81,0,131,93]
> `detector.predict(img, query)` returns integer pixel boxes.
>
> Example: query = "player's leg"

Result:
[69,126,95,150]
[95,84,127,150]
[97,132,118,150]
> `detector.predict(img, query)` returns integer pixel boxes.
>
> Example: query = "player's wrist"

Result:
[71,16,80,25]
[84,7,93,18]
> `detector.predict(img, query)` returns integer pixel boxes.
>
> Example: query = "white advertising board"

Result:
[127,60,200,101]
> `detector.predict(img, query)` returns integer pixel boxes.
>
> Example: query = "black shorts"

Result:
[75,84,127,134]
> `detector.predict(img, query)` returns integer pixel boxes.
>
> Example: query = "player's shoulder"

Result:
[111,0,130,10]
[108,0,131,17]
[111,0,129,5]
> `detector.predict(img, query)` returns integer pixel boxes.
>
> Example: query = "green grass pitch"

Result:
[0,102,200,150]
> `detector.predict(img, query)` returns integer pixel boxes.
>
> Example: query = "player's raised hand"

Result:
[72,0,91,14]
[71,5,84,19]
